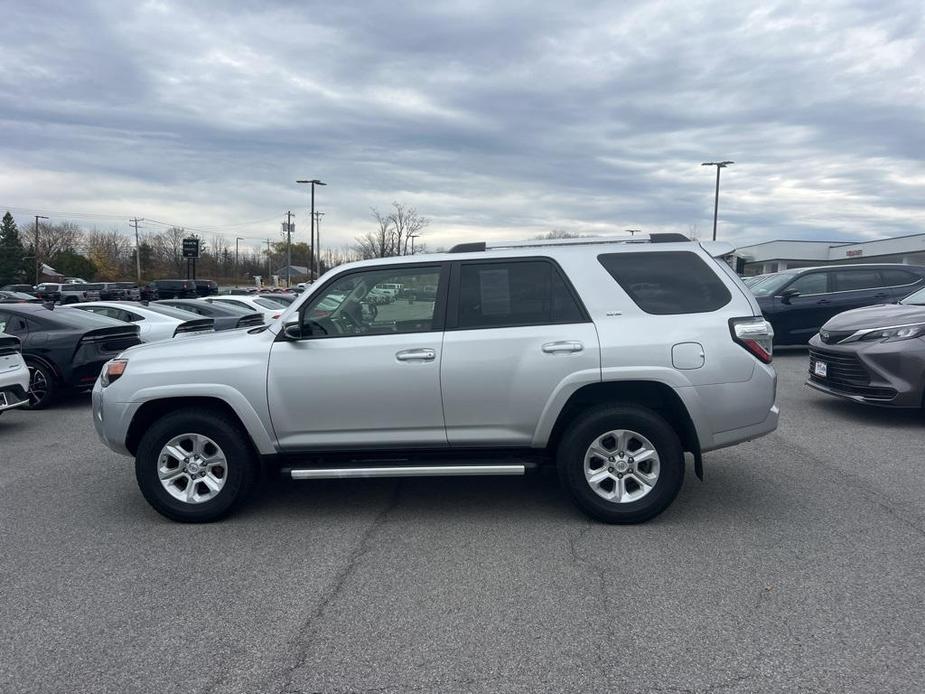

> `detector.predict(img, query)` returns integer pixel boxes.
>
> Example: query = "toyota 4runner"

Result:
[92,234,778,523]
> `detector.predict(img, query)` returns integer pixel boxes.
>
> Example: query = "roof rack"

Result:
[448,233,690,253]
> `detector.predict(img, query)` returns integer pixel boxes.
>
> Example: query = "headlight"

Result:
[858,323,925,343]
[100,358,128,386]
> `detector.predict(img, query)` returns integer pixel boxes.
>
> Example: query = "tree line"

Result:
[0,202,430,287]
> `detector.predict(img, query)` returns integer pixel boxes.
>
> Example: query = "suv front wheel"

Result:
[135,409,258,522]
[557,405,684,524]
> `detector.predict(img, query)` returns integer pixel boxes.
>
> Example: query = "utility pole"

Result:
[701,161,734,241]
[296,179,326,280]
[284,211,293,287]
[33,215,48,284]
[130,217,144,284]
[235,237,243,288]
[313,211,325,276]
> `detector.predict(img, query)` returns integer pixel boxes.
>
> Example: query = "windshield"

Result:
[749,272,798,297]
[900,287,925,305]
[254,297,285,310]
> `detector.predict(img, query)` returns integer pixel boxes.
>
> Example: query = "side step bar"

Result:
[287,463,533,480]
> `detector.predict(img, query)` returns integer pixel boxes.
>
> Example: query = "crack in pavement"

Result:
[770,431,925,538]
[268,480,405,694]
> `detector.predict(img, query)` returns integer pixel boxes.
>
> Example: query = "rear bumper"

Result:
[806,335,925,408]
[0,384,29,411]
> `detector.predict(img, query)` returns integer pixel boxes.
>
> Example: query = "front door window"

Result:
[302,267,442,337]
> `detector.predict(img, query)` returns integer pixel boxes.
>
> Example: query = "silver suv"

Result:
[92,234,778,523]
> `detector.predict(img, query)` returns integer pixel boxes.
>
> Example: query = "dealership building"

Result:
[735,233,925,276]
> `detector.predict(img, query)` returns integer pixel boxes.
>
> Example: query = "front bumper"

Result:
[806,335,925,408]
[92,380,135,456]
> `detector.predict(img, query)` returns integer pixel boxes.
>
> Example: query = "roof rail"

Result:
[448,233,690,253]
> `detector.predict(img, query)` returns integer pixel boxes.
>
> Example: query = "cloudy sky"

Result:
[1,0,923,254]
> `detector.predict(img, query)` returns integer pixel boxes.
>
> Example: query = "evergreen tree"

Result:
[0,211,26,284]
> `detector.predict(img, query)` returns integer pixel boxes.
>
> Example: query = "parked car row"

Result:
[0,278,221,304]
[745,263,925,345]
[742,263,925,410]
[0,292,273,408]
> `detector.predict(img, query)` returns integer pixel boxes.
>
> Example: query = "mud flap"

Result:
[693,449,703,481]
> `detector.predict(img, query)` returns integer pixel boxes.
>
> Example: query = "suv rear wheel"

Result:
[135,409,258,522]
[557,405,684,524]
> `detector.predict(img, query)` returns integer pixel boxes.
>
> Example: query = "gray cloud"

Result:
[1,0,923,252]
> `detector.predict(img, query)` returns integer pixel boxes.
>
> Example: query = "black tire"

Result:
[135,409,258,523]
[557,405,684,524]
[22,361,58,410]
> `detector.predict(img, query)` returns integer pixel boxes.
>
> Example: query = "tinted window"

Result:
[303,266,442,337]
[881,269,919,287]
[834,270,882,291]
[787,272,828,295]
[0,313,27,335]
[456,261,585,329]
[598,251,731,315]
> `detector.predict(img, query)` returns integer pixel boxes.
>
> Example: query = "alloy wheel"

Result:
[157,433,228,504]
[584,429,660,503]
[27,366,48,406]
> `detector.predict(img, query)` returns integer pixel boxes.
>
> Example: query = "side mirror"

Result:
[283,321,303,340]
[780,288,800,304]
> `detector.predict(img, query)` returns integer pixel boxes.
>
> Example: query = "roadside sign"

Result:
[182,237,200,258]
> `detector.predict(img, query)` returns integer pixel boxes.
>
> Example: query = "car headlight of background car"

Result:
[856,323,925,343]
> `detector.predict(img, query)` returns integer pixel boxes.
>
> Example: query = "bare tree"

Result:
[355,207,397,259]
[38,220,83,258]
[533,229,580,240]
[390,202,429,256]
[355,203,431,259]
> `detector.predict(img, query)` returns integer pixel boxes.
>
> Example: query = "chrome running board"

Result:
[288,463,528,480]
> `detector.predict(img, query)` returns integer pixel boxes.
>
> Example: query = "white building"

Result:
[736,233,925,275]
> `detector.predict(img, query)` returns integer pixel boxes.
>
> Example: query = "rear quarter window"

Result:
[597,251,732,315]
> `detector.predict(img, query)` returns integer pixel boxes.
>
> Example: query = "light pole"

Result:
[33,215,48,284]
[625,229,641,237]
[701,161,734,241]
[235,237,243,287]
[313,211,325,276]
[409,233,420,254]
[296,179,326,280]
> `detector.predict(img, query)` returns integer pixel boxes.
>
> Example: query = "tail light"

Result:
[730,317,774,363]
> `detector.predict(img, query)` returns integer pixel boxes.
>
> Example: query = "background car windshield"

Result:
[900,287,925,305]
[254,297,286,309]
[750,273,798,296]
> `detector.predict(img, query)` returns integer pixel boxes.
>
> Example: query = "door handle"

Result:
[542,341,584,354]
[395,348,436,362]
[816,299,831,305]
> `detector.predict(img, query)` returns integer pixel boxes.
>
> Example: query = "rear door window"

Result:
[597,251,731,314]
[880,269,919,287]
[453,260,586,329]
[833,270,882,291]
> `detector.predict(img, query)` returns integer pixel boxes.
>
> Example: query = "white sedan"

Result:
[202,296,287,323]
[65,302,214,342]
[0,333,30,413]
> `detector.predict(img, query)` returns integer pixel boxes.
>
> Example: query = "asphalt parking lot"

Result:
[1,352,923,694]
